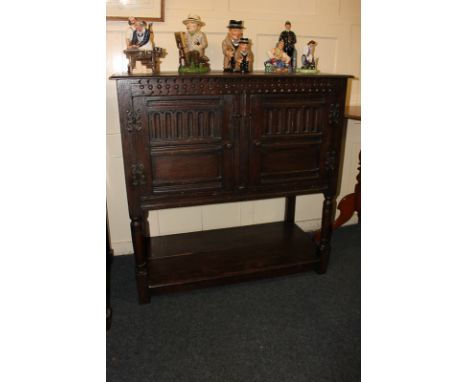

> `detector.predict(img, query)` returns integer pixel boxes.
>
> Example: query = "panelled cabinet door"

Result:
[133,95,235,195]
[248,94,330,190]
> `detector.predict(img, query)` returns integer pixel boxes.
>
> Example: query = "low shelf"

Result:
[146,222,320,294]
[111,72,351,303]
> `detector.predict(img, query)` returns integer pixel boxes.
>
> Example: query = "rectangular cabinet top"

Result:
[109,71,353,80]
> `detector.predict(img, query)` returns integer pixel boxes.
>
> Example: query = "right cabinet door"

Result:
[248,94,331,190]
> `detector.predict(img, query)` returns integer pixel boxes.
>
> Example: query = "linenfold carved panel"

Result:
[262,106,322,136]
[255,94,326,136]
[146,98,222,143]
[150,110,220,141]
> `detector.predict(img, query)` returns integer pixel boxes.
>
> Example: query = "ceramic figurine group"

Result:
[175,17,253,74]
[123,16,319,74]
[265,21,319,73]
[265,21,296,72]
[220,20,253,73]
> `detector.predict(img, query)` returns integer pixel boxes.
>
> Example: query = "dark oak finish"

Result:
[285,196,296,223]
[315,106,361,243]
[111,72,351,304]
[146,222,319,294]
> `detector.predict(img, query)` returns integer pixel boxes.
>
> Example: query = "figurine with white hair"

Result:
[175,14,210,73]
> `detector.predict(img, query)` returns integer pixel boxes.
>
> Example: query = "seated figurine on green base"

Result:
[175,14,210,73]
[296,40,320,74]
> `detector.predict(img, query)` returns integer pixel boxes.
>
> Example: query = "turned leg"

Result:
[151,52,158,73]
[284,195,296,224]
[315,151,361,241]
[129,57,136,74]
[131,214,150,304]
[316,194,337,274]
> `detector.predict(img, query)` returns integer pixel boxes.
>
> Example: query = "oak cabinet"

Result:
[111,72,350,304]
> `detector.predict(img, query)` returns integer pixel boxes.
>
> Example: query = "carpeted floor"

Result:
[107,224,360,382]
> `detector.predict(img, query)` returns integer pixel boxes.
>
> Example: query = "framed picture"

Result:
[106,0,165,22]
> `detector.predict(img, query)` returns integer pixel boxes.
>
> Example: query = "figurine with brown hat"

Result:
[297,39,320,74]
[175,14,210,73]
[222,20,245,72]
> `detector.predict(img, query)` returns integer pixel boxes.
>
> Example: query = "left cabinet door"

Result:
[132,95,235,195]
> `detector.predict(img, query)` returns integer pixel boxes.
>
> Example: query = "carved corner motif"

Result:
[131,163,146,187]
[126,109,142,132]
[325,150,337,173]
[328,103,341,126]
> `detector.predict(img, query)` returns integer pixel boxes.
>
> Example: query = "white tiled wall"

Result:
[106,0,361,254]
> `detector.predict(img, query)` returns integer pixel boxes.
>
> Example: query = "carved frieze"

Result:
[130,77,337,97]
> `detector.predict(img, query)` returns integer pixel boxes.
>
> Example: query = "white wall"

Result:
[107,0,361,254]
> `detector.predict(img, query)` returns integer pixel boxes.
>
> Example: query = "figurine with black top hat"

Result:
[222,20,245,72]
[235,38,253,73]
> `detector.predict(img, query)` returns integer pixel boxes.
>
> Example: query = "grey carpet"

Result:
[107,224,360,382]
